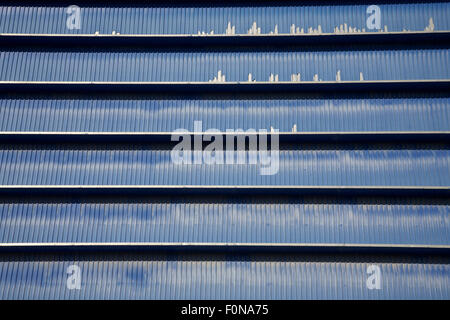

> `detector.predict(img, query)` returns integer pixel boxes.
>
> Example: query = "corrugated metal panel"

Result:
[1,3,449,34]
[0,146,448,186]
[0,2,449,300]
[0,254,448,299]
[0,200,448,244]
[0,96,449,132]
[1,49,449,81]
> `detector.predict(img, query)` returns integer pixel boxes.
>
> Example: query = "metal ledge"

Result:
[0,80,449,93]
[0,185,448,197]
[1,31,450,47]
[0,131,449,143]
[0,242,448,254]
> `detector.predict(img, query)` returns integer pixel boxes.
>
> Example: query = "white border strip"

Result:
[1,131,449,135]
[1,31,450,38]
[0,80,449,85]
[0,185,448,190]
[0,242,448,250]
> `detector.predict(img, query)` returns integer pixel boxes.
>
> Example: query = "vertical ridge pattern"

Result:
[0,97,449,132]
[0,258,448,299]
[1,50,449,82]
[0,147,448,186]
[0,4,449,35]
[0,201,447,244]
[0,2,449,300]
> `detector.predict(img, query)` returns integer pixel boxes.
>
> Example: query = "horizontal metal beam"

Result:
[2,31,450,47]
[0,185,448,197]
[0,80,449,93]
[0,242,449,254]
[1,131,449,143]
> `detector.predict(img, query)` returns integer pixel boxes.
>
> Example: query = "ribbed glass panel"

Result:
[0,4,449,34]
[1,49,449,81]
[0,146,448,186]
[0,255,448,299]
[0,200,448,244]
[1,96,449,132]
[0,2,449,300]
